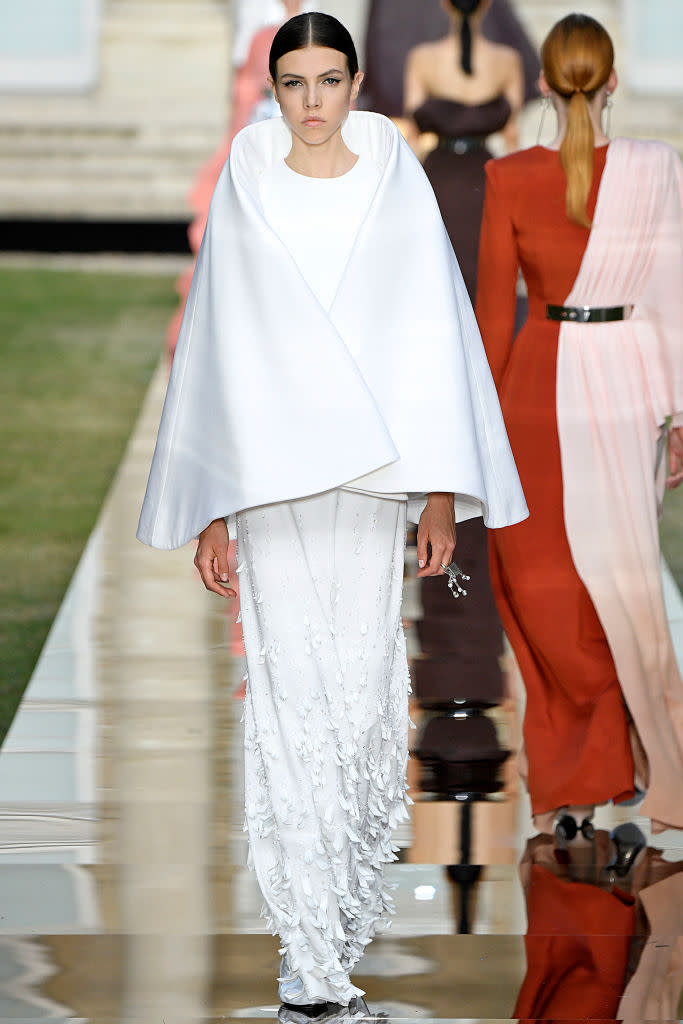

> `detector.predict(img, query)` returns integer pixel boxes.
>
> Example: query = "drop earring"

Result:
[604,92,613,137]
[537,95,551,145]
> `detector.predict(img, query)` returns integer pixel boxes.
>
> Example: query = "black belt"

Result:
[546,304,633,323]
[436,135,486,154]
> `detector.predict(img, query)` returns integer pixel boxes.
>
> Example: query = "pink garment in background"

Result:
[556,138,683,832]
[617,869,683,1022]
[166,25,278,355]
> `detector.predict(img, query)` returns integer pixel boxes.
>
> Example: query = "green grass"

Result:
[0,267,176,742]
[0,266,681,747]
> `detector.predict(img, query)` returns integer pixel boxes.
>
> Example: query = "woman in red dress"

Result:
[476,14,683,834]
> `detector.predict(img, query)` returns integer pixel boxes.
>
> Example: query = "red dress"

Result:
[514,864,635,1022]
[475,146,635,817]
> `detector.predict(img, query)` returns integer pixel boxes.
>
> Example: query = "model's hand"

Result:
[417,492,456,578]
[667,426,683,489]
[194,518,236,598]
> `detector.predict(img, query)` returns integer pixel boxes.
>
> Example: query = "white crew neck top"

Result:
[259,152,409,505]
[259,153,382,311]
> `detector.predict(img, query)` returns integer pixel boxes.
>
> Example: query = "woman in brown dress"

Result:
[404,0,525,297]
[402,1,529,794]
[361,0,539,120]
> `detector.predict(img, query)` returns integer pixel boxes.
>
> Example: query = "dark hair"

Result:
[449,0,483,76]
[269,12,359,81]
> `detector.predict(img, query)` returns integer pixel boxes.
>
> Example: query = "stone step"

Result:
[0,0,231,218]
[0,155,214,180]
[103,23,227,40]
[105,0,229,21]
[0,171,196,192]
[0,127,222,157]
[108,0,228,11]
[0,181,194,219]
[0,100,230,127]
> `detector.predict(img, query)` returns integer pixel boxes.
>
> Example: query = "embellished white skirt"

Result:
[236,488,411,1005]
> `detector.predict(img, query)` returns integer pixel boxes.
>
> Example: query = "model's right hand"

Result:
[194,518,236,599]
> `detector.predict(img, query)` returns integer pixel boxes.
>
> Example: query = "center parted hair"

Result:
[449,0,483,76]
[541,13,614,227]
[269,12,359,81]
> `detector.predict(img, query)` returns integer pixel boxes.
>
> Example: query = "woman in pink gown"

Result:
[476,14,683,832]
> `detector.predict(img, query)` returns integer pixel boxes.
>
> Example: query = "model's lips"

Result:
[303,118,325,126]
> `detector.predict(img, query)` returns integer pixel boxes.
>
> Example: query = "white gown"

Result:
[240,155,411,1006]
[137,113,527,999]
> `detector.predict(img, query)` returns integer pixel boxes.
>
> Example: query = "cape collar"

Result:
[231,110,398,204]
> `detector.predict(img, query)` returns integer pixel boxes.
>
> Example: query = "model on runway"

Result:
[138,12,527,1013]
[405,0,524,297]
[476,13,683,835]
[361,0,539,119]
[401,1,525,781]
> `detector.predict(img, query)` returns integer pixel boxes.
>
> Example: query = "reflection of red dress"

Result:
[475,146,635,816]
[514,864,635,1022]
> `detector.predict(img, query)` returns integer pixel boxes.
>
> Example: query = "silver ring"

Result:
[440,562,448,570]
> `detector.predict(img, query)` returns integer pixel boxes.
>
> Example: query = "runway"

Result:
[0,358,681,1022]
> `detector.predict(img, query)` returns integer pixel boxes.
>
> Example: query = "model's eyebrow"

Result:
[281,69,345,80]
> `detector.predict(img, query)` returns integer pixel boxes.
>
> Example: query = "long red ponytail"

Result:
[541,14,614,228]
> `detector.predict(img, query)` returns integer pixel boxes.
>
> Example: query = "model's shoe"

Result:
[554,813,594,842]
[347,996,370,1017]
[278,1002,345,1024]
[415,709,508,799]
[446,863,482,886]
[606,822,646,878]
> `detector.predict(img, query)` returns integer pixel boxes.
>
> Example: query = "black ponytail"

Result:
[449,0,483,76]
[269,12,359,81]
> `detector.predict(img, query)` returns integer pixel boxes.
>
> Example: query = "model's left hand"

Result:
[667,426,683,489]
[417,492,456,577]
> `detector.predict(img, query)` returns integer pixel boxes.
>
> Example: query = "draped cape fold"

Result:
[137,111,528,550]
[556,138,683,831]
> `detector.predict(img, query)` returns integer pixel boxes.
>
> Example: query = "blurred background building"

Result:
[0,0,366,248]
[0,1,232,249]
[0,0,680,250]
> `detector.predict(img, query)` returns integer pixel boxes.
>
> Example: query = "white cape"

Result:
[138,112,528,549]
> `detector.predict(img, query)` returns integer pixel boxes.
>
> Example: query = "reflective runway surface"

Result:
[0,363,681,1022]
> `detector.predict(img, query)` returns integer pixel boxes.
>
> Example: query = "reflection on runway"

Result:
[0,362,681,1022]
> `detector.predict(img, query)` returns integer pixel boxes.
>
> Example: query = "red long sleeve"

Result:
[475,160,519,390]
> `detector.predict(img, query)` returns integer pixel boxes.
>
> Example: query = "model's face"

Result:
[270,46,363,147]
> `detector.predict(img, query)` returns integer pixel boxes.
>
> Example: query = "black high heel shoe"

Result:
[554,813,595,841]
[605,822,646,878]
[279,1005,345,1024]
